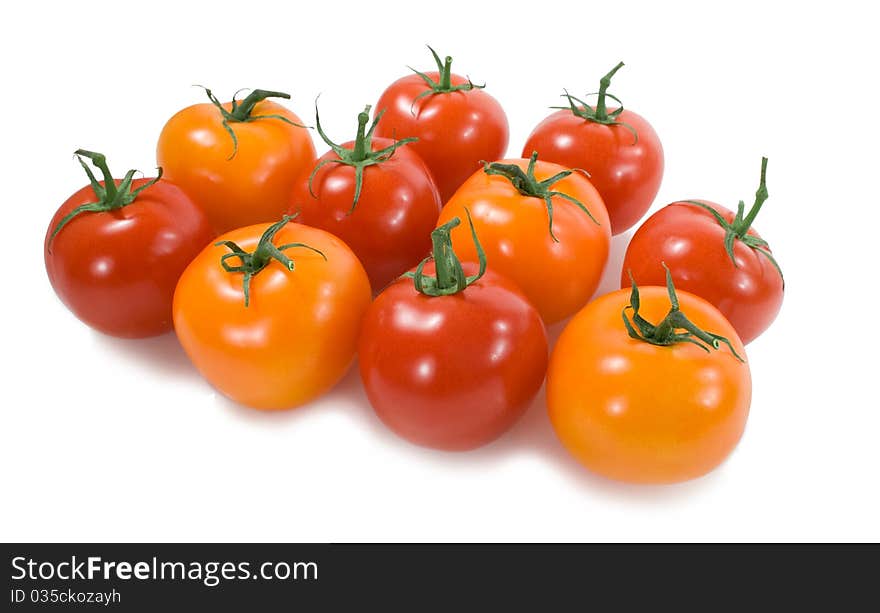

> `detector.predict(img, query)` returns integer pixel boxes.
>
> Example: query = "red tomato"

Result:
[548,267,750,484]
[157,88,316,234]
[373,47,509,203]
[523,62,663,235]
[359,214,548,451]
[44,150,213,338]
[437,154,610,324]
[623,158,782,344]
[291,104,441,292]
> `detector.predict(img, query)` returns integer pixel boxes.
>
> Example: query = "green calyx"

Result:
[623,264,744,362]
[408,45,485,113]
[309,104,418,214]
[215,214,326,307]
[553,61,638,143]
[684,157,783,284]
[199,87,308,160]
[404,209,486,297]
[482,151,599,242]
[48,150,161,247]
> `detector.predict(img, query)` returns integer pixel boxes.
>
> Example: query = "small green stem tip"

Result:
[197,86,309,160]
[48,150,161,248]
[552,61,638,144]
[684,157,783,285]
[216,214,326,307]
[308,103,417,214]
[403,208,487,297]
[407,45,485,114]
[623,263,744,361]
[482,151,599,242]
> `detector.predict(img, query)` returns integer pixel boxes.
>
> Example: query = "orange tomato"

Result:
[157,88,316,234]
[547,273,751,484]
[173,217,371,410]
[437,154,610,324]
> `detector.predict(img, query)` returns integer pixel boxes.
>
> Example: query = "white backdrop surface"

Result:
[1,0,877,541]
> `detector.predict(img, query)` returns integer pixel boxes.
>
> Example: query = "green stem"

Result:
[733,157,769,236]
[48,150,161,246]
[622,264,744,361]
[439,55,453,90]
[482,151,600,242]
[350,107,372,162]
[551,61,638,143]
[407,46,485,113]
[594,61,624,120]
[215,214,326,307]
[683,157,783,283]
[227,89,291,121]
[404,209,487,297]
[309,103,418,214]
[198,86,308,159]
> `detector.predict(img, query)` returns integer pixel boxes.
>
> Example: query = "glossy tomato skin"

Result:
[173,223,371,410]
[437,159,611,324]
[622,201,783,344]
[374,73,509,203]
[45,179,214,338]
[523,108,663,235]
[359,263,548,451]
[291,138,441,292]
[547,287,751,484]
[157,100,316,234]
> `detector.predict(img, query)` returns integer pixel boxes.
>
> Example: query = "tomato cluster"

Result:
[44,48,783,485]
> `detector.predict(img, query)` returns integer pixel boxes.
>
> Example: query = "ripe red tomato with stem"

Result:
[622,157,783,344]
[358,212,549,451]
[291,103,441,292]
[373,46,509,203]
[44,150,214,338]
[523,62,663,235]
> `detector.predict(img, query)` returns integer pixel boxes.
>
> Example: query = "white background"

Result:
[2,0,877,542]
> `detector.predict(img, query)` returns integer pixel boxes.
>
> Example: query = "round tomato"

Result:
[622,157,782,344]
[291,104,441,292]
[523,62,663,235]
[45,150,213,338]
[547,268,750,484]
[437,153,610,324]
[157,87,316,234]
[173,216,371,410]
[373,46,509,203]
[359,214,548,451]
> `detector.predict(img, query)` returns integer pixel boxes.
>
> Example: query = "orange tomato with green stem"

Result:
[157,88,316,234]
[173,215,371,410]
[437,152,610,324]
[547,266,751,484]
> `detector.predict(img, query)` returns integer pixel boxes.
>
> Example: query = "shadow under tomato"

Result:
[92,330,197,381]
[592,229,634,301]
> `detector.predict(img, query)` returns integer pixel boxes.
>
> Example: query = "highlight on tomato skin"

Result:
[546,276,751,485]
[44,150,214,339]
[172,216,372,411]
[358,214,549,451]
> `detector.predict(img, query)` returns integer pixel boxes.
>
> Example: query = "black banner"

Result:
[1,543,876,610]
